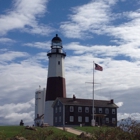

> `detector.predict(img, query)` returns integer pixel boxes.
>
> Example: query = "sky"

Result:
[0,0,140,125]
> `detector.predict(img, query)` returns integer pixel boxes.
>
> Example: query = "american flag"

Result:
[95,63,103,71]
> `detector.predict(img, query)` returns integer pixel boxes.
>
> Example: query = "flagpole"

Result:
[92,61,95,126]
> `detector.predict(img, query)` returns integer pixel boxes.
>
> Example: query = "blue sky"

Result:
[0,0,140,125]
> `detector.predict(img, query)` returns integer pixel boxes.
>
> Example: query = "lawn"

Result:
[0,126,76,140]
[0,126,24,139]
[74,126,112,133]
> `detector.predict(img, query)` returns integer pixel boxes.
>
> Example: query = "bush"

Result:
[89,118,140,140]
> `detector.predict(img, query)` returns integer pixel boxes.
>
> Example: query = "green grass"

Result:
[0,126,76,140]
[0,126,24,138]
[74,126,111,133]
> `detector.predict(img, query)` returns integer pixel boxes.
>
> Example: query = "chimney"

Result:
[110,99,114,104]
[73,95,76,101]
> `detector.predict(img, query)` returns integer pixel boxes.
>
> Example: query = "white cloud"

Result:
[118,113,140,121]
[0,0,53,36]
[60,0,116,38]
[0,38,16,44]
[23,41,50,50]
[0,99,34,125]
[116,102,123,107]
[0,51,29,63]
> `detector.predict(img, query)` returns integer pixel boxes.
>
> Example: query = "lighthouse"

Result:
[44,34,66,125]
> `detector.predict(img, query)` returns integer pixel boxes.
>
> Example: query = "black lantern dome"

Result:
[51,34,62,48]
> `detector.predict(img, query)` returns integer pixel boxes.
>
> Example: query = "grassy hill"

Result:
[0,126,76,140]
[0,119,140,140]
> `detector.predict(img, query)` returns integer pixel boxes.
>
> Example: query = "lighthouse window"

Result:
[58,61,60,65]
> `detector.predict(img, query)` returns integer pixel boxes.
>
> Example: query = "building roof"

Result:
[53,97,118,108]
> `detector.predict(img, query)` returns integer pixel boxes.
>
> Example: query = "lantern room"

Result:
[51,34,62,48]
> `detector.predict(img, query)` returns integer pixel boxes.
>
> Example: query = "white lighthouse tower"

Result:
[44,34,66,125]
[34,87,46,126]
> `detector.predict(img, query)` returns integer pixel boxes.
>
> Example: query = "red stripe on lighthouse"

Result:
[46,77,66,101]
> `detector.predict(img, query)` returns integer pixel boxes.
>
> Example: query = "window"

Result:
[106,118,109,123]
[70,116,74,122]
[78,116,82,122]
[59,107,61,112]
[92,107,96,113]
[85,107,89,113]
[58,61,60,65]
[55,107,57,113]
[85,117,89,122]
[78,107,82,112]
[112,118,116,123]
[112,109,115,114]
[59,116,61,122]
[99,108,102,113]
[105,108,109,114]
[70,106,74,112]
[94,108,96,113]
[55,117,57,122]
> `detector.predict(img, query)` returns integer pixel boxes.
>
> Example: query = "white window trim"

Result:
[106,118,109,123]
[85,117,89,122]
[70,116,74,122]
[112,109,115,114]
[112,118,116,123]
[70,106,74,112]
[78,107,82,112]
[78,116,82,122]
[85,107,89,113]
[99,108,102,113]
[105,108,109,114]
